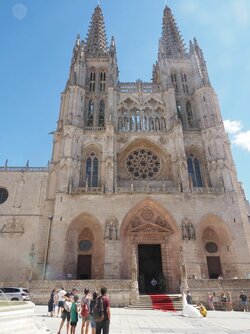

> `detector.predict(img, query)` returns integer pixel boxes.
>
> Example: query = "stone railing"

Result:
[84,127,105,131]
[192,187,224,194]
[72,186,103,194]
[0,166,48,172]
[118,82,160,93]
[188,279,250,311]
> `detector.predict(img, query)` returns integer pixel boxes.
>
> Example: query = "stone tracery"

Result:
[125,149,161,179]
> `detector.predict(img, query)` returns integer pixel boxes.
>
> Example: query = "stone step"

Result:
[128,294,183,311]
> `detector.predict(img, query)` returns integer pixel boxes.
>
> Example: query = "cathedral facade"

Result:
[0,5,250,293]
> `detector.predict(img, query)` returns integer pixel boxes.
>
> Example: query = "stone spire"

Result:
[159,5,186,59]
[85,5,108,56]
[190,37,210,86]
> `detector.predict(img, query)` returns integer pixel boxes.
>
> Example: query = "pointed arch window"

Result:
[100,71,106,92]
[98,100,105,127]
[181,73,189,94]
[86,152,99,187]
[89,72,96,92]
[187,153,203,187]
[186,101,193,126]
[171,73,178,93]
[87,100,94,127]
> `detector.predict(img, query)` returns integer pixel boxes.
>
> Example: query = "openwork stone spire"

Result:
[85,5,108,56]
[159,5,186,59]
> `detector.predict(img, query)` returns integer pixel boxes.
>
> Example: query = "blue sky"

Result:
[0,0,250,199]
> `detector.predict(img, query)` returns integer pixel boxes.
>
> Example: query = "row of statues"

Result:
[103,216,196,241]
[182,218,196,241]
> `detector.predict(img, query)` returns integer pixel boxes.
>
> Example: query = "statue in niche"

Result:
[188,221,196,241]
[181,219,188,240]
[104,216,119,240]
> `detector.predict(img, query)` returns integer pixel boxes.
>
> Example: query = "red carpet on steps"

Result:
[149,294,176,312]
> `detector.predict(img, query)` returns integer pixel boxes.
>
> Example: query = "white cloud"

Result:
[224,120,242,134]
[233,131,250,152]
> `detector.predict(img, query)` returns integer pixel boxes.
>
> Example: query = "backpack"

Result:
[92,296,104,322]
[81,297,90,317]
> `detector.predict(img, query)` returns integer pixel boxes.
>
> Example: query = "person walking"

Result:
[81,288,91,334]
[48,288,56,317]
[96,287,111,334]
[207,292,215,310]
[240,291,248,312]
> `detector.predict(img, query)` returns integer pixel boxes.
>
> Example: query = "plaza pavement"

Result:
[34,305,250,334]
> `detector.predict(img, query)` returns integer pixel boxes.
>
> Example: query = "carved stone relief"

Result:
[104,216,119,240]
[181,217,196,241]
[0,219,24,235]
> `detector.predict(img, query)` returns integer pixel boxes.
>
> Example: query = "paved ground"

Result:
[34,305,250,334]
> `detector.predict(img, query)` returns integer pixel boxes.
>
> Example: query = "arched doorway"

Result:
[197,214,235,279]
[64,213,104,279]
[120,198,181,293]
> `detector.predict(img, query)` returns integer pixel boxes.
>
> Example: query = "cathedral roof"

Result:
[159,5,186,59]
[85,5,108,56]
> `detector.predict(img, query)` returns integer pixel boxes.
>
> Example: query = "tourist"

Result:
[96,287,111,334]
[89,291,99,334]
[226,291,233,311]
[53,289,59,315]
[70,295,79,334]
[186,291,193,305]
[81,288,91,334]
[69,288,79,301]
[57,292,72,334]
[220,291,227,310]
[207,292,215,310]
[48,288,56,317]
[57,287,67,317]
[239,290,248,312]
[218,274,223,280]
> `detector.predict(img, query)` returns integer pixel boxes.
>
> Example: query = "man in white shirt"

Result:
[57,287,66,317]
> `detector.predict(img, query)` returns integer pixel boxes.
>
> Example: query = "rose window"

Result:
[125,149,161,179]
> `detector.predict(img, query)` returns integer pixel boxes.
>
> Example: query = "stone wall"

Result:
[188,278,250,310]
[0,280,134,307]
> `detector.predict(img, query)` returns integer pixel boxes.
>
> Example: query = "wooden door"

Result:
[207,256,221,279]
[77,255,92,279]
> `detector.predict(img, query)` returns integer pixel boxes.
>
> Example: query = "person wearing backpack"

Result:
[96,287,110,334]
[81,288,91,334]
[89,291,99,334]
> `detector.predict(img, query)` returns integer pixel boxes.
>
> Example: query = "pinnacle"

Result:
[160,5,186,59]
[85,5,108,56]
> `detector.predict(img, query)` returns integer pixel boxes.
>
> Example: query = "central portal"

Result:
[138,244,163,293]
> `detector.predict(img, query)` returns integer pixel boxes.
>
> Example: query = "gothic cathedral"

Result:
[0,5,250,293]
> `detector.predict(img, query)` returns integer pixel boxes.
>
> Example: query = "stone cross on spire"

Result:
[159,5,186,59]
[85,5,108,56]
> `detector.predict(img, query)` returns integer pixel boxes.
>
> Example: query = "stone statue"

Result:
[104,216,119,240]
[188,221,196,240]
[182,220,188,240]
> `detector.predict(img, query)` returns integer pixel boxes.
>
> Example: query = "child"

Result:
[70,295,79,334]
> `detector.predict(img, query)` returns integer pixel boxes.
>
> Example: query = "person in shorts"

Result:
[70,295,79,334]
[57,287,66,317]
[57,293,72,334]
[81,288,91,334]
[96,287,111,334]
[90,291,98,334]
